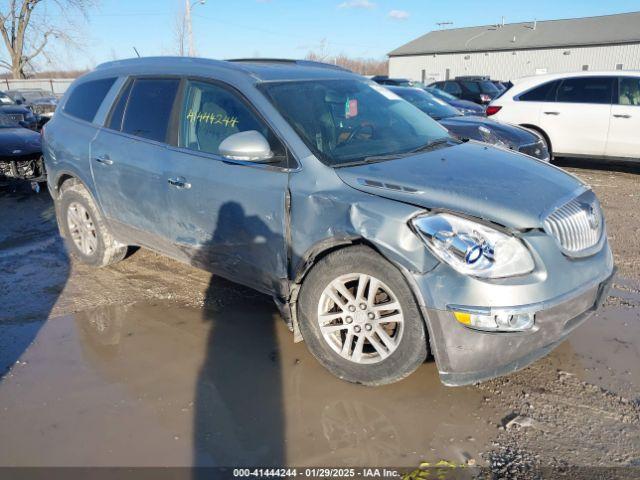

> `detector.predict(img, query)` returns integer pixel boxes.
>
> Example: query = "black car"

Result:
[425,87,486,116]
[0,114,45,187]
[5,89,58,129]
[428,76,501,105]
[0,91,38,130]
[371,75,414,87]
[388,86,549,162]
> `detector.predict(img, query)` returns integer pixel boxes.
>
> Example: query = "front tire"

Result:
[298,246,428,386]
[58,182,127,267]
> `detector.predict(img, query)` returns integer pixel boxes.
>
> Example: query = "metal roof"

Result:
[389,12,640,57]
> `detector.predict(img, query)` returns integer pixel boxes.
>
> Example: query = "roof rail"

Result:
[226,58,352,72]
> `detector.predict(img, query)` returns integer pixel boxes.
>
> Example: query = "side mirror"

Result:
[218,130,274,162]
[15,99,23,105]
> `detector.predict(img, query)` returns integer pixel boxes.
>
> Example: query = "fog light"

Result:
[453,311,535,332]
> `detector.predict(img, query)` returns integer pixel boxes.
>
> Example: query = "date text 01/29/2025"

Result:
[232,468,403,478]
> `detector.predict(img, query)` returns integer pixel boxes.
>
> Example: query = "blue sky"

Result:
[50,0,640,69]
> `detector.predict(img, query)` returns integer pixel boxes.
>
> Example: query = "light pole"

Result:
[185,0,206,57]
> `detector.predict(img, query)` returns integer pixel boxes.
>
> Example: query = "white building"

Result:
[388,12,640,83]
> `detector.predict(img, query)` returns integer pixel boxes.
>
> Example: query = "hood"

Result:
[335,141,583,229]
[31,97,58,105]
[0,105,31,115]
[439,116,536,146]
[0,128,41,156]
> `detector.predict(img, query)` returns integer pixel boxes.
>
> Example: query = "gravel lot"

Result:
[0,159,638,476]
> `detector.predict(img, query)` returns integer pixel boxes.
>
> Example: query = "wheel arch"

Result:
[520,123,553,158]
[288,237,432,351]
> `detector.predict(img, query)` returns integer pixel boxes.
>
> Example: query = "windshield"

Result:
[0,114,20,128]
[0,93,15,105]
[16,90,48,101]
[426,87,457,102]
[259,79,450,166]
[461,81,499,94]
[390,87,462,120]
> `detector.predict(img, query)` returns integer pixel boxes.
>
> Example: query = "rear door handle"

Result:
[613,114,631,119]
[543,111,560,115]
[94,154,113,165]
[167,177,192,190]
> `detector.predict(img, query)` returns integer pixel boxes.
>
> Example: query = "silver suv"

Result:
[43,58,614,386]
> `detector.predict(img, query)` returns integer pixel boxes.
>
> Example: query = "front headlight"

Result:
[411,213,535,278]
[478,125,510,149]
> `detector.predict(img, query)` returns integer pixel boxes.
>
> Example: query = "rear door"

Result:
[90,77,181,250]
[162,79,291,295]
[539,76,614,157]
[606,76,640,159]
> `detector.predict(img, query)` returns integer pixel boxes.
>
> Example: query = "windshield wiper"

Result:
[336,137,456,168]
[408,137,455,154]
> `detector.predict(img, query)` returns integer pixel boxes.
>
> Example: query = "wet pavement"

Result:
[0,164,639,472]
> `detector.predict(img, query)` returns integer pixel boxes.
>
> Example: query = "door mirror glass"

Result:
[218,130,274,162]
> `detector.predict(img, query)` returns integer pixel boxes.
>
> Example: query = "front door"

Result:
[90,77,181,251]
[606,76,640,159]
[163,79,291,296]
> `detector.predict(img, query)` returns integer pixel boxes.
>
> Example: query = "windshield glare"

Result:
[427,87,457,101]
[391,88,462,120]
[260,79,450,166]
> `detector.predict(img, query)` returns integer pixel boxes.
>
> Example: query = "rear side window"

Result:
[64,78,116,122]
[556,77,614,104]
[519,81,559,102]
[120,78,180,142]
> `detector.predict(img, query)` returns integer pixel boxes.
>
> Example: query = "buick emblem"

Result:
[585,204,600,230]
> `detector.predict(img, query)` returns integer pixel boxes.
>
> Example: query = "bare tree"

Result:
[0,0,94,78]
[173,7,187,56]
[306,50,388,76]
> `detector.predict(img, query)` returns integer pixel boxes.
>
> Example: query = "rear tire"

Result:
[58,182,127,267]
[298,246,428,386]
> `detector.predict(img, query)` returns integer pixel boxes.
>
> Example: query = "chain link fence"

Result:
[0,78,74,95]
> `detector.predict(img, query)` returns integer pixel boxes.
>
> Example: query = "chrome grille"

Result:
[6,113,24,122]
[543,190,604,257]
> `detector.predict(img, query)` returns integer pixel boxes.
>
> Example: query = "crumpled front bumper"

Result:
[411,233,615,386]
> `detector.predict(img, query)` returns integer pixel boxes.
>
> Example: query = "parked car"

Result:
[429,76,501,105]
[43,57,614,386]
[491,80,507,92]
[425,87,486,116]
[0,114,45,188]
[5,88,58,128]
[388,87,549,161]
[487,71,640,162]
[371,75,414,87]
[0,91,38,130]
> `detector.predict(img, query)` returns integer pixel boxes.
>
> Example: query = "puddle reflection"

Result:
[0,300,498,467]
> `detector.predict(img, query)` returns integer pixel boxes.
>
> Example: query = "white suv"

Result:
[487,71,640,161]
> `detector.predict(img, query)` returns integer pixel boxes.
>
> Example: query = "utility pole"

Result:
[185,0,206,57]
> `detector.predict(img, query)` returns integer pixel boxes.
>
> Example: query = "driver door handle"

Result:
[94,154,113,165]
[613,114,631,119]
[543,111,560,115]
[167,177,192,190]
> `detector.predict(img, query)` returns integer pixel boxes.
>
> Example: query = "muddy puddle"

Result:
[0,291,638,468]
[0,301,503,467]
